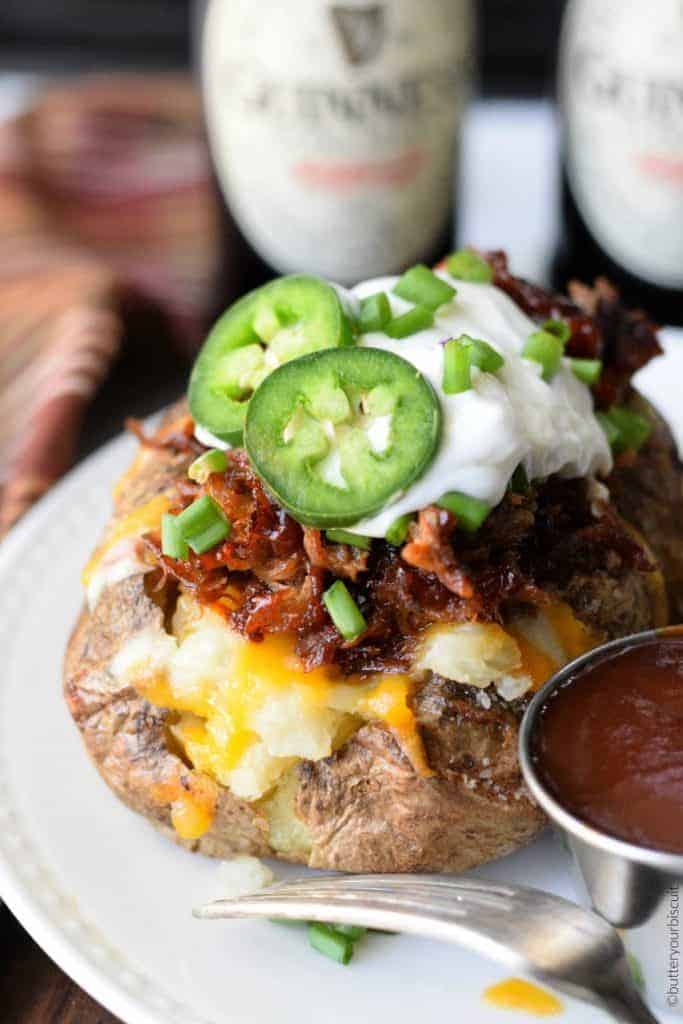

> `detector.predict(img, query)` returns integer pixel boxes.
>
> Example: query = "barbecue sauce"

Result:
[533,634,683,854]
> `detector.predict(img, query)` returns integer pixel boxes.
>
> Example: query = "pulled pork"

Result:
[141,258,659,674]
[146,462,649,674]
[487,251,661,408]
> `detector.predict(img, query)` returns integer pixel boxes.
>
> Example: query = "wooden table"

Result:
[1,907,120,1023]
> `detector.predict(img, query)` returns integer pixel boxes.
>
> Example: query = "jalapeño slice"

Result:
[189,275,354,445]
[244,348,441,527]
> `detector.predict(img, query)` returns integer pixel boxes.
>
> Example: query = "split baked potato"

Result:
[64,258,683,874]
[64,391,680,873]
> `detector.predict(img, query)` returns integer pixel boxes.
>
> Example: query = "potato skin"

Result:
[609,392,683,622]
[297,681,544,873]
[64,395,677,872]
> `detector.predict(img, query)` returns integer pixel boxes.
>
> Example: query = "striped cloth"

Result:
[0,75,220,536]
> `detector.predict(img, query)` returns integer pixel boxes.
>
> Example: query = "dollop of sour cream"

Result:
[345,271,612,536]
[194,270,612,536]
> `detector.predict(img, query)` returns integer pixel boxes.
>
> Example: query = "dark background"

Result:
[0,0,567,95]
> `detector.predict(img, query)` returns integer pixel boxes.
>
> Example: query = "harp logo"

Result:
[330,4,386,65]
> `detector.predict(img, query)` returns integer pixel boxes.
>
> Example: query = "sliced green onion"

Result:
[598,406,651,453]
[510,464,529,495]
[446,249,493,283]
[443,338,473,394]
[175,494,231,554]
[522,329,564,381]
[595,412,621,448]
[161,513,189,560]
[393,264,456,310]
[540,318,571,345]
[437,491,490,533]
[323,580,367,641]
[568,358,602,386]
[467,336,504,373]
[442,335,504,395]
[385,513,413,546]
[308,922,354,965]
[331,924,367,940]
[186,519,231,555]
[628,953,646,992]
[385,304,434,339]
[358,292,391,333]
[325,529,371,550]
[188,448,228,484]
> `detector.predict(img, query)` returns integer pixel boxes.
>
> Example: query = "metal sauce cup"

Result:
[519,627,683,1019]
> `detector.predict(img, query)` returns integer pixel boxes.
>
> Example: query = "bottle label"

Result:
[561,0,683,290]
[202,0,472,283]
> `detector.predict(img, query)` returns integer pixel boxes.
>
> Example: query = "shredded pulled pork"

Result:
[486,251,661,408]
[139,259,659,673]
[401,507,476,600]
[145,455,650,673]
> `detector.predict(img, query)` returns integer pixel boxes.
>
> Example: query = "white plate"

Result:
[0,331,680,1024]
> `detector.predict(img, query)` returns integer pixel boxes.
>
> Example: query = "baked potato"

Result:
[64,257,682,873]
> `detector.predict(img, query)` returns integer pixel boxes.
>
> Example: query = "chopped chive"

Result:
[188,448,228,484]
[443,335,504,395]
[393,264,456,310]
[437,491,490,533]
[568,358,602,386]
[385,304,434,339]
[598,406,651,453]
[186,519,231,555]
[595,412,621,448]
[325,529,372,550]
[443,338,473,394]
[466,336,504,373]
[175,494,231,554]
[359,292,391,333]
[308,922,354,965]
[510,464,529,494]
[385,513,413,546]
[540,318,571,345]
[323,580,367,641]
[446,249,493,283]
[331,924,367,940]
[609,407,652,452]
[522,329,564,381]
[628,953,646,992]
[161,513,189,560]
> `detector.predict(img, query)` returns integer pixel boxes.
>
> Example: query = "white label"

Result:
[202,0,472,283]
[560,0,683,289]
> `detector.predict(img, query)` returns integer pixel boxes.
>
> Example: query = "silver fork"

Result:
[195,874,659,1024]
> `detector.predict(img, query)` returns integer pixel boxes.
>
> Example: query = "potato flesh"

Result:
[110,592,595,827]
[110,596,422,804]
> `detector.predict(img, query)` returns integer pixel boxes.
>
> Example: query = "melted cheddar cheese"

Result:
[110,591,602,841]
[111,597,427,837]
[484,978,563,1016]
[82,494,169,607]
